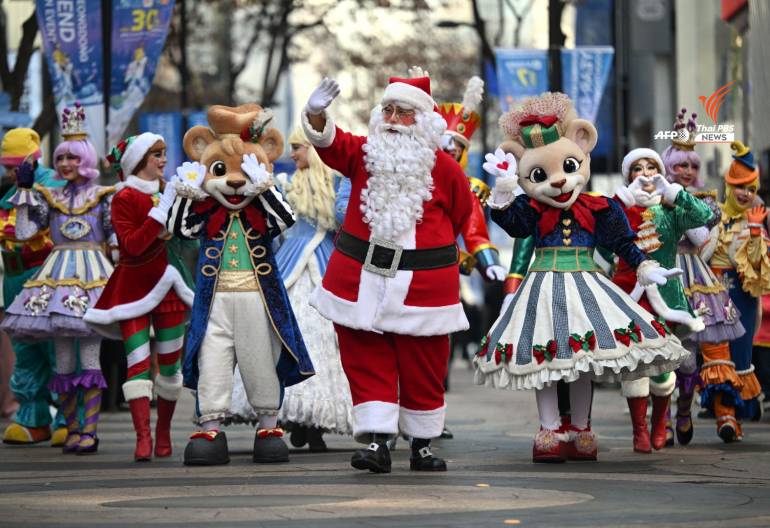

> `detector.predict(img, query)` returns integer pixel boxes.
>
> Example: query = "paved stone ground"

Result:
[2,361,769,527]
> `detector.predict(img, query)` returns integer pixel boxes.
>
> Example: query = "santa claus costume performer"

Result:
[83,133,193,461]
[612,148,712,453]
[301,70,475,473]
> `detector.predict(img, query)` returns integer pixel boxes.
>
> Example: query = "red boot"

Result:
[627,397,652,453]
[154,398,177,458]
[532,427,567,463]
[129,397,153,461]
[650,395,670,450]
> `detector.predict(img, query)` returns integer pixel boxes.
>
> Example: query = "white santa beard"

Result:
[360,111,443,241]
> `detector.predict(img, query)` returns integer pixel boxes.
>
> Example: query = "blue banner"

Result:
[494,49,549,112]
[561,47,614,125]
[36,0,106,155]
[139,112,182,180]
[107,0,175,148]
[494,47,614,125]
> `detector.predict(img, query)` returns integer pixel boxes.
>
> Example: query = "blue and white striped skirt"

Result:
[474,270,689,391]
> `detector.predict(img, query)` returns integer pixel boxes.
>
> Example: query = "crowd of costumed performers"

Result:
[1,75,769,470]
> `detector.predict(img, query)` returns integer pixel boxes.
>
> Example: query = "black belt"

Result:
[335,230,458,278]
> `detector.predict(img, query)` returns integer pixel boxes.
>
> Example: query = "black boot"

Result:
[288,423,307,448]
[439,426,454,439]
[307,427,328,453]
[351,434,391,473]
[410,438,447,471]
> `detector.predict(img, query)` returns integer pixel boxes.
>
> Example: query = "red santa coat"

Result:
[83,176,194,339]
[306,119,475,336]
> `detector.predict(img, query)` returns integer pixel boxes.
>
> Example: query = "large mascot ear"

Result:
[500,140,526,161]
[258,128,284,163]
[183,126,216,161]
[564,119,598,154]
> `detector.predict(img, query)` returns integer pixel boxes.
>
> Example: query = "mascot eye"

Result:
[210,161,227,177]
[528,167,548,183]
[563,157,581,173]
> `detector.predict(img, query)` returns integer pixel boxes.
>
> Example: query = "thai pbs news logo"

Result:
[654,82,736,144]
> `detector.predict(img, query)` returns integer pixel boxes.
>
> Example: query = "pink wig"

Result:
[661,145,702,188]
[53,139,100,180]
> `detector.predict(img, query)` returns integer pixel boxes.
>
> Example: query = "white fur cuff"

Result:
[621,377,650,398]
[663,183,684,206]
[615,186,635,208]
[649,373,676,397]
[154,373,183,401]
[148,206,168,227]
[301,108,336,148]
[122,379,154,402]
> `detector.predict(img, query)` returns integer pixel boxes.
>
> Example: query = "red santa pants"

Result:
[334,324,449,443]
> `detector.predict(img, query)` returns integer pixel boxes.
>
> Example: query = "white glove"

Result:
[484,148,519,210]
[175,161,206,189]
[241,153,273,195]
[483,147,518,180]
[485,264,506,282]
[626,175,650,194]
[157,179,178,214]
[650,174,670,195]
[637,260,683,287]
[685,226,710,248]
[500,293,516,314]
[306,78,340,115]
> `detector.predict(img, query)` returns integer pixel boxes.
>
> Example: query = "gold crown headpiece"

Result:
[61,102,88,141]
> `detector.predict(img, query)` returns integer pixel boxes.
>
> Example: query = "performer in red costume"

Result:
[84,133,193,461]
[301,68,475,473]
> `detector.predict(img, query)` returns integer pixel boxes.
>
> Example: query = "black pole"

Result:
[548,0,565,92]
[103,0,111,147]
[180,0,188,111]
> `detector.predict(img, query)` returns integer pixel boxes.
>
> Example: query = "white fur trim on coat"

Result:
[302,109,336,148]
[309,225,469,336]
[83,265,194,340]
[123,175,160,195]
[122,379,154,402]
[154,372,183,401]
[147,206,168,226]
[621,377,650,398]
[352,400,399,443]
[399,405,446,440]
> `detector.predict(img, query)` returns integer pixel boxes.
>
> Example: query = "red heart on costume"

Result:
[496,161,509,170]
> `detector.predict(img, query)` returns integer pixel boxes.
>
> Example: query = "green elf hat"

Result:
[519,114,561,148]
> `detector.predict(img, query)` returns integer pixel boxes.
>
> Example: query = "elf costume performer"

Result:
[661,109,745,445]
[1,105,115,454]
[229,126,353,452]
[473,93,689,463]
[83,133,194,461]
[701,141,769,442]
[301,70,475,473]
[612,148,711,453]
[166,104,313,466]
[0,127,68,446]
[438,76,505,281]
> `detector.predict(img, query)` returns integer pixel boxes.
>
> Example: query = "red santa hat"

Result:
[381,75,436,114]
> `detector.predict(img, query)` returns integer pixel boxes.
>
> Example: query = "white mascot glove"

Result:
[173,161,208,200]
[241,153,274,196]
[483,147,519,209]
[637,260,683,287]
[500,292,516,315]
[485,264,507,282]
[306,77,341,115]
[652,174,682,205]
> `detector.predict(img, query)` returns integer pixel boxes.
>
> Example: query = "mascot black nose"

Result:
[227,179,246,189]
